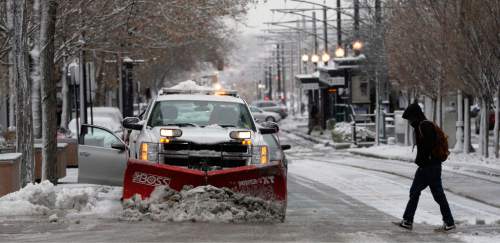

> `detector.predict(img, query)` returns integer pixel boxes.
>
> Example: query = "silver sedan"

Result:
[250,106,281,123]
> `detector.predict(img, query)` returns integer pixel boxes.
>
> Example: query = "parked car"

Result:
[252,100,288,119]
[249,106,281,122]
[88,107,123,125]
[68,116,124,140]
[82,107,125,139]
[78,124,128,186]
[263,133,291,170]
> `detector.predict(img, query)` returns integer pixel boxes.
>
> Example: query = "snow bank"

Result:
[334,122,375,142]
[169,80,212,91]
[121,185,284,223]
[0,181,122,218]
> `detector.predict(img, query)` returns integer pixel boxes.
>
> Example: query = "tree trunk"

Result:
[8,44,15,129]
[404,91,412,146]
[454,90,463,152]
[31,0,42,139]
[480,97,489,157]
[7,1,15,129]
[8,0,34,186]
[464,96,471,153]
[40,0,58,182]
[436,81,443,127]
[60,57,70,129]
[495,88,500,158]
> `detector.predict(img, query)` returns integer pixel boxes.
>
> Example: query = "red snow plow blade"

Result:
[122,159,287,202]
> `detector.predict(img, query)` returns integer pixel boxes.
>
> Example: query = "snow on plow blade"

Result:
[122,159,287,202]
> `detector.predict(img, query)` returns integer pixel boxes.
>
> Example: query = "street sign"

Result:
[327,77,345,86]
[302,82,319,90]
[319,71,346,87]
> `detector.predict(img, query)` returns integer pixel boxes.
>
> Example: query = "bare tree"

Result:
[39,0,58,182]
[7,0,34,186]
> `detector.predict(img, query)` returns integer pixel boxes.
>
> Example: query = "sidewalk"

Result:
[281,116,500,208]
[348,145,500,179]
[280,116,351,149]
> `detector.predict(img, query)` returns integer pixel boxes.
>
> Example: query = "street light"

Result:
[335,46,345,58]
[311,54,319,64]
[322,52,330,64]
[352,40,363,51]
[213,82,222,90]
[301,54,309,62]
[352,40,363,56]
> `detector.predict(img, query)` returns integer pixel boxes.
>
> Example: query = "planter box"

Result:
[57,138,78,167]
[0,153,22,197]
[34,143,68,182]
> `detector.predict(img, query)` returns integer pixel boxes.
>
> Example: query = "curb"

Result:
[348,150,413,162]
[282,129,351,150]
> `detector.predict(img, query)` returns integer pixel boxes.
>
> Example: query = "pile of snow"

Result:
[121,185,284,223]
[0,181,122,218]
[334,122,375,142]
[169,80,213,91]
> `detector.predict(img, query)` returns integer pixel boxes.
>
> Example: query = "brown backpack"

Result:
[419,120,450,162]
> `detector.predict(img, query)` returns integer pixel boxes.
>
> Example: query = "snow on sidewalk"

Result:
[0,181,122,219]
[0,181,284,223]
[348,145,500,175]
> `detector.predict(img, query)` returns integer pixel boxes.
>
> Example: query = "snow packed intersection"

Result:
[1,126,500,242]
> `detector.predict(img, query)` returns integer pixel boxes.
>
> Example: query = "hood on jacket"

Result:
[402,102,426,125]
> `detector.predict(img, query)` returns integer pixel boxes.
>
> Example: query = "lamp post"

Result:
[301,54,309,73]
[352,40,363,56]
[311,54,319,67]
[335,46,345,58]
[322,52,330,66]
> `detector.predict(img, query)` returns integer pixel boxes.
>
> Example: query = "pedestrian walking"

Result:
[394,102,456,232]
[307,104,322,135]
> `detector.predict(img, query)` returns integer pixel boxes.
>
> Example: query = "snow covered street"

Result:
[1,130,500,242]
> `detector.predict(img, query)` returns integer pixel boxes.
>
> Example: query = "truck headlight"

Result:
[230,131,251,139]
[160,128,182,137]
[140,142,158,162]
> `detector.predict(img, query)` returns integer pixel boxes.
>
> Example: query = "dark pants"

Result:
[403,164,454,226]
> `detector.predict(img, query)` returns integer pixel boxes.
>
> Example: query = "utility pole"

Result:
[354,0,360,39]
[267,65,273,99]
[337,0,342,46]
[302,15,308,73]
[276,44,282,100]
[323,6,328,55]
[375,0,382,145]
[281,41,286,103]
[312,11,318,55]
[79,43,88,127]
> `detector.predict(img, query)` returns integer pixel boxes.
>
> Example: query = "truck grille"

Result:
[159,141,250,169]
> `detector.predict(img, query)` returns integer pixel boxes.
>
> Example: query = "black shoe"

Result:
[393,220,413,230]
[434,224,456,232]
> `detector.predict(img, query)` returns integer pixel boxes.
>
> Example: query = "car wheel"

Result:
[265,116,276,122]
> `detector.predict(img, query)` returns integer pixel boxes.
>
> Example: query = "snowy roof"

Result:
[295,71,320,80]
[156,94,244,104]
[333,54,366,62]
[0,153,22,163]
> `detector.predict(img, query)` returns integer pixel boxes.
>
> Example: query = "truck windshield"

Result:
[147,100,255,131]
